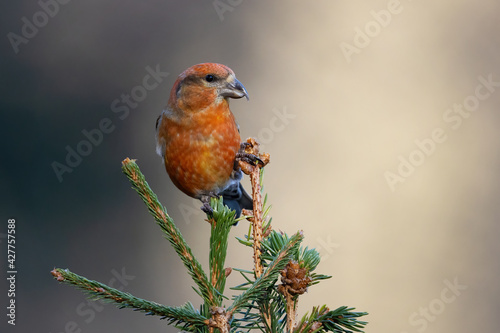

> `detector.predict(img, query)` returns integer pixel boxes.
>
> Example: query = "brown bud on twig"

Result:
[309,321,323,332]
[278,260,312,296]
[208,307,231,333]
[51,269,65,282]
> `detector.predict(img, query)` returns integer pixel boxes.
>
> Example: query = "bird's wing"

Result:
[155,111,167,158]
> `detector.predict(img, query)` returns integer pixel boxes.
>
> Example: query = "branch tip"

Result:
[51,268,65,281]
[121,157,137,166]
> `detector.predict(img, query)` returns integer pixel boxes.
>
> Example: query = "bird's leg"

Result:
[234,142,264,169]
[200,192,218,215]
[200,200,213,215]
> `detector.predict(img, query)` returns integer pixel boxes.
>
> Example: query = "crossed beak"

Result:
[220,77,249,101]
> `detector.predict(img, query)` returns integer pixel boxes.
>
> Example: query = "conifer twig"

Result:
[294,305,368,333]
[239,138,271,329]
[208,307,231,333]
[249,165,264,278]
[238,138,273,332]
[208,197,235,303]
[228,231,303,315]
[286,293,298,332]
[238,138,270,278]
[50,268,208,331]
[278,260,312,332]
[121,158,218,307]
[52,157,369,333]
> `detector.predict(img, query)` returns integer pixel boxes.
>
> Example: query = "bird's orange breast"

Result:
[160,102,241,198]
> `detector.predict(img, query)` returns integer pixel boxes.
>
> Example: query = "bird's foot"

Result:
[235,138,270,174]
[201,201,213,215]
[235,142,264,167]
[200,192,219,215]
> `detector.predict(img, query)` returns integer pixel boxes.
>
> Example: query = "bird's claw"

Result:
[201,202,214,215]
[235,142,265,168]
[240,142,251,150]
[200,192,218,215]
[236,152,264,167]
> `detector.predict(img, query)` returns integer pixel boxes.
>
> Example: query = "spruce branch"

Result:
[208,197,235,304]
[256,230,334,332]
[233,287,287,332]
[247,161,264,277]
[229,231,304,332]
[238,138,275,332]
[50,268,208,331]
[294,305,368,333]
[121,158,218,308]
[208,307,231,333]
[228,231,303,315]
[52,156,368,333]
[238,138,270,279]
[286,292,299,332]
[278,261,309,331]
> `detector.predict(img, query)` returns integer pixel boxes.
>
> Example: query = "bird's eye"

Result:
[205,74,215,82]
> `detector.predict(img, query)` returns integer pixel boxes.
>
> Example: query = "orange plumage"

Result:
[156,63,252,215]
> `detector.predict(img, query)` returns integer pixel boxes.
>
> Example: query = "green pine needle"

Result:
[228,231,304,314]
[208,197,235,304]
[295,305,368,333]
[121,159,218,307]
[259,231,332,283]
[51,158,368,333]
[51,268,208,331]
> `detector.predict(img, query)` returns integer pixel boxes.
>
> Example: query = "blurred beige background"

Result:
[1,1,499,333]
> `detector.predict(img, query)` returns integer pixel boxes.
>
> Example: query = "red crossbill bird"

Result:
[155,63,256,217]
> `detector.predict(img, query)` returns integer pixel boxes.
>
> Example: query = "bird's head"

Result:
[167,63,249,113]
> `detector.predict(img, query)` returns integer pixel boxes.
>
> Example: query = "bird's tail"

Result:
[221,182,253,221]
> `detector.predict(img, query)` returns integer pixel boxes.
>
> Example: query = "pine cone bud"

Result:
[279,260,312,296]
